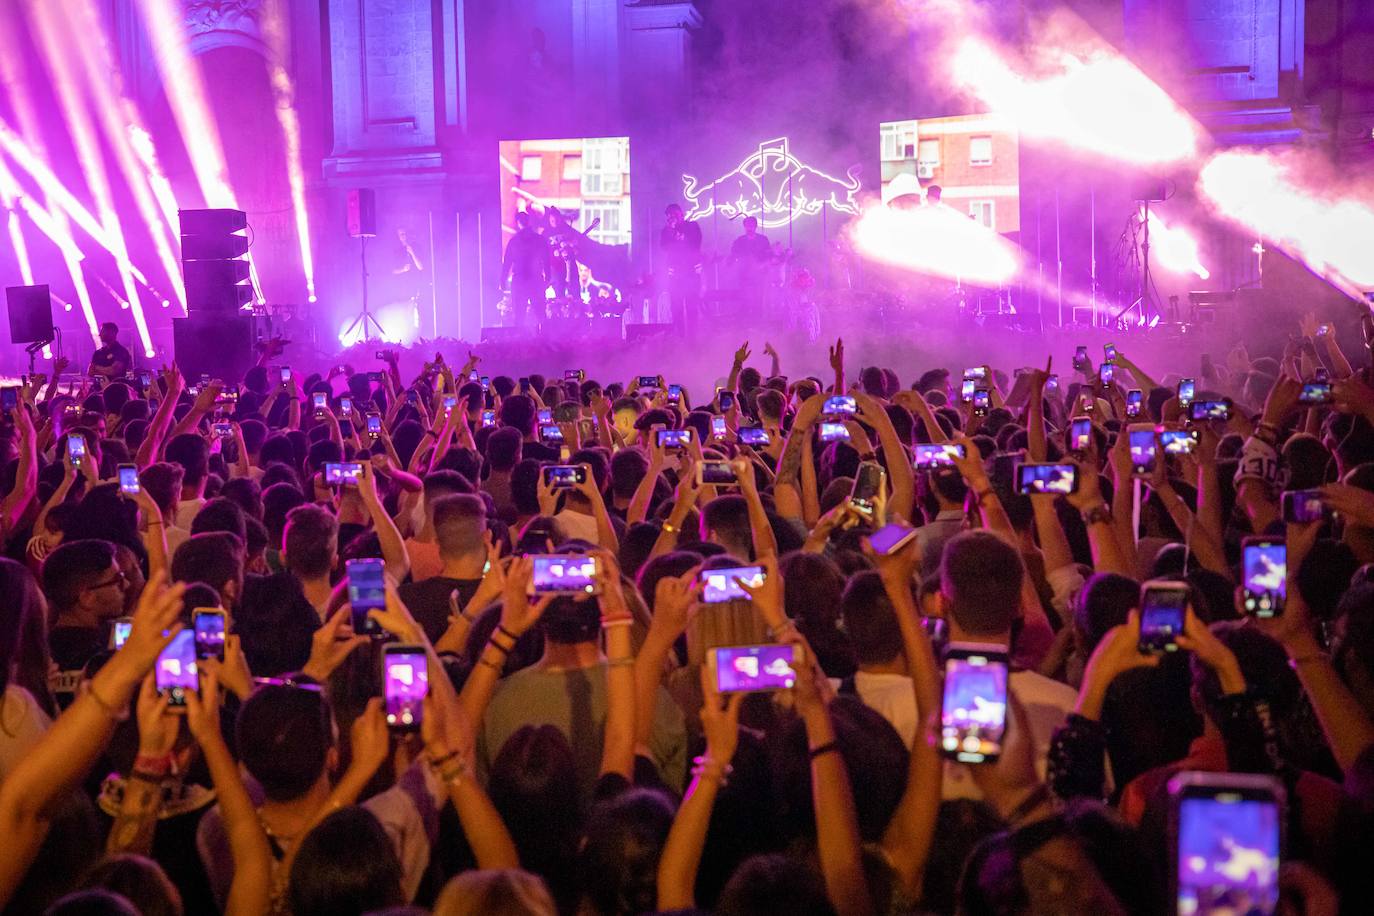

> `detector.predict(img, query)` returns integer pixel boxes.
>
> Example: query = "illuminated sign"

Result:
[681,137,861,228]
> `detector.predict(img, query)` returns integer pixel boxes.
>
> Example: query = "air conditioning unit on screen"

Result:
[917,163,936,179]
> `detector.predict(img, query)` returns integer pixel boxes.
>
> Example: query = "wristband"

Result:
[858,451,877,462]
[495,623,521,643]
[690,754,734,785]
[601,616,634,629]
[808,741,840,761]
[607,656,635,668]
[477,655,504,673]
[486,637,512,656]
[133,753,173,777]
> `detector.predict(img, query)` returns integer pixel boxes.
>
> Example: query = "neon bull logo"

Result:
[681,137,861,229]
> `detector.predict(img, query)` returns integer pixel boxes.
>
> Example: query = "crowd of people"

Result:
[0,321,1373,916]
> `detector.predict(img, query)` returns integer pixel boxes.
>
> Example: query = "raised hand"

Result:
[651,569,701,640]
[698,664,744,766]
[732,341,751,366]
[135,674,179,753]
[184,668,223,743]
[301,608,369,682]
[349,697,391,775]
[828,337,844,373]
[499,556,554,638]
[120,572,187,675]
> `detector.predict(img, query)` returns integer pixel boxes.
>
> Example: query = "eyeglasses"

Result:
[85,570,128,592]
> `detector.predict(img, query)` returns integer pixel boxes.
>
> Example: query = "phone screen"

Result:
[1129,429,1157,476]
[868,523,916,555]
[118,465,140,495]
[193,610,226,661]
[667,384,683,403]
[312,392,327,411]
[972,389,990,409]
[1099,363,1114,385]
[365,416,381,437]
[0,387,17,411]
[324,462,364,486]
[1160,429,1198,455]
[851,462,883,513]
[1190,400,1231,422]
[1139,584,1188,653]
[940,648,1008,763]
[383,647,428,731]
[913,443,965,469]
[1177,791,1281,915]
[960,379,976,402]
[66,435,85,464]
[481,409,496,428]
[537,408,553,424]
[699,565,765,603]
[712,644,797,693]
[1126,389,1143,418]
[1282,490,1325,524]
[1017,463,1078,495]
[1177,378,1196,404]
[718,390,736,412]
[1069,418,1092,453]
[819,421,850,442]
[699,460,737,485]
[710,416,728,438]
[112,618,133,649]
[738,427,770,446]
[340,397,353,414]
[964,366,987,380]
[1105,343,1118,361]
[539,424,565,443]
[656,428,691,449]
[280,367,292,383]
[1242,541,1286,618]
[155,629,197,706]
[823,395,857,416]
[543,465,586,489]
[530,555,599,595]
[1298,382,1333,405]
[346,558,386,636]
[1073,346,1089,369]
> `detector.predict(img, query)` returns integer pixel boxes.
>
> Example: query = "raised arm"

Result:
[726,341,751,394]
[169,380,223,440]
[359,462,410,582]
[656,666,743,911]
[136,367,185,467]
[597,551,636,781]
[575,464,620,553]
[0,405,38,540]
[775,393,823,522]
[459,557,550,728]
[132,487,170,581]
[647,466,701,562]
[827,337,845,394]
[764,341,781,379]
[1066,449,1132,577]
[627,436,664,525]
[732,456,778,560]
[854,391,914,523]
[1026,360,1052,462]
[635,571,697,758]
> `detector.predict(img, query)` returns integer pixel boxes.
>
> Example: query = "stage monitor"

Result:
[498,137,632,249]
[879,113,1020,234]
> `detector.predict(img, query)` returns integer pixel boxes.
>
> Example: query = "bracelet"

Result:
[858,451,877,462]
[974,489,995,505]
[607,656,636,668]
[133,752,173,777]
[1288,653,1329,670]
[601,616,634,629]
[495,623,521,643]
[661,521,679,534]
[765,620,797,641]
[87,684,122,719]
[808,741,840,761]
[439,759,473,787]
[478,655,504,673]
[428,749,459,769]
[690,754,734,785]
[486,638,512,656]
[1080,503,1112,526]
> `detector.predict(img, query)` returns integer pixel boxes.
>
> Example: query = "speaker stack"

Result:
[175,209,255,383]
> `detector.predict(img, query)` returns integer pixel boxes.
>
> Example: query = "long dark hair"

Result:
[0,557,56,718]
[287,806,403,916]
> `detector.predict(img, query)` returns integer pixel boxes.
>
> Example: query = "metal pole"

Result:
[476,210,484,335]
[1055,189,1062,329]
[454,212,462,339]
[428,210,438,339]
[1090,186,1097,326]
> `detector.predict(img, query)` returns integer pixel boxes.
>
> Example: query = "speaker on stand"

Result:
[6,284,55,378]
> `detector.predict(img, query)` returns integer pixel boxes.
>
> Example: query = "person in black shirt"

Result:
[660,204,703,332]
[501,211,552,327]
[88,322,133,383]
[397,494,491,641]
[42,539,130,705]
[729,215,773,296]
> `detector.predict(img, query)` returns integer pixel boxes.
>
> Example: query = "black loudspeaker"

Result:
[347,189,377,238]
[180,208,251,313]
[173,314,253,383]
[6,284,54,344]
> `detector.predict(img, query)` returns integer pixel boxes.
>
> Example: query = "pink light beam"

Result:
[263,0,317,303]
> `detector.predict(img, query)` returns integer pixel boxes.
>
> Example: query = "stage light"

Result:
[1142,208,1209,280]
[1198,149,1374,298]
[308,294,318,303]
[162,299,171,308]
[947,36,1200,167]
[263,0,317,305]
[849,200,1022,286]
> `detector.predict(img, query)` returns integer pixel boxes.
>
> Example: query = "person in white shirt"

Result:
[934,529,1077,800]
[834,570,919,748]
[164,434,211,529]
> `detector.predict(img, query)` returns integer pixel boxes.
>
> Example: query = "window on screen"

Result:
[970,136,993,166]
[521,156,542,181]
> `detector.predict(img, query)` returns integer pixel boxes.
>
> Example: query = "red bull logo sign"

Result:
[681,137,861,228]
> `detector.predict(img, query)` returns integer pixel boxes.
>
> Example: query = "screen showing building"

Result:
[879,114,1020,234]
[498,137,632,248]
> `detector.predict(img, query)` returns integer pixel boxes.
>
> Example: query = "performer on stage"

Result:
[546,208,580,308]
[660,203,703,332]
[88,322,132,382]
[501,210,552,327]
[729,216,772,290]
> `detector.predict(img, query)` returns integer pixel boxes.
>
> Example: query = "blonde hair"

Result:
[686,599,770,667]
[433,869,556,916]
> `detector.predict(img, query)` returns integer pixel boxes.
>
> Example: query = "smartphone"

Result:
[479,375,490,392]
[694,459,736,486]
[656,428,692,449]
[912,442,965,469]
[518,377,530,392]
[0,387,17,411]
[564,369,584,382]
[213,422,232,439]
[667,383,683,404]
[972,388,990,416]
[537,407,553,424]
[960,378,977,402]
[1138,580,1189,654]
[193,608,227,661]
[699,565,766,604]
[324,461,364,486]
[823,394,857,416]
[138,370,152,387]
[346,558,386,637]
[481,408,496,428]
[1104,342,1118,362]
[710,415,728,439]
[637,375,659,390]
[1098,362,1115,386]
[366,371,385,384]
[406,390,419,404]
[964,366,987,381]
[709,644,798,694]
[939,644,1009,764]
[819,421,850,443]
[340,396,353,415]
[738,427,771,446]
[1128,425,1158,477]
[383,644,428,732]
[66,434,86,467]
[538,424,565,444]
[312,392,327,414]
[1281,489,1328,524]
[1126,388,1144,418]
[542,465,588,489]
[366,414,382,438]
[923,617,949,657]
[117,464,140,495]
[1241,537,1286,618]
[155,629,197,707]
[442,395,458,413]
[528,554,600,595]
[849,461,885,518]
[1016,462,1079,495]
[1046,374,1059,392]
[1069,417,1092,455]
[1298,381,1333,405]
[1160,428,1199,455]
[868,522,917,555]
[1189,399,1232,422]
[279,367,292,384]
[1314,367,1330,384]
[1072,345,1090,371]
[110,617,133,650]
[1171,772,1283,916]
[1177,378,1195,406]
